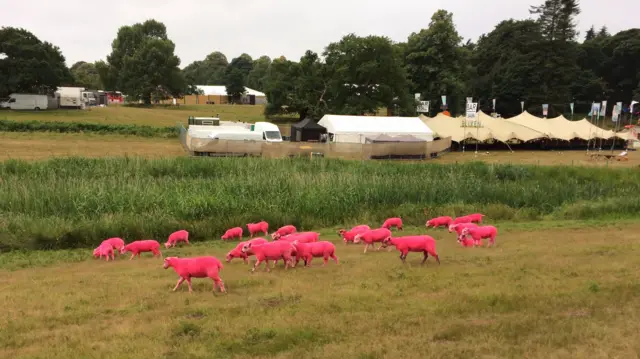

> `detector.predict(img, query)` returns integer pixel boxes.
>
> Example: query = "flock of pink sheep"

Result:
[91,213,497,294]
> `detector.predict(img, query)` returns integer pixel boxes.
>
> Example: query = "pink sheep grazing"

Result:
[467,213,485,224]
[274,231,319,243]
[382,235,440,265]
[165,230,190,249]
[247,221,269,238]
[271,225,297,239]
[241,241,295,273]
[292,240,339,267]
[452,215,473,225]
[354,228,392,253]
[121,240,163,260]
[382,217,403,231]
[426,216,453,229]
[221,227,243,241]
[93,242,115,261]
[163,256,226,294]
[461,225,498,247]
[338,225,371,244]
[459,236,475,247]
[101,237,125,254]
[448,223,479,242]
[225,238,268,263]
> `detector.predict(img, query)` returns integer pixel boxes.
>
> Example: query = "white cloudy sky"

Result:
[1,0,637,67]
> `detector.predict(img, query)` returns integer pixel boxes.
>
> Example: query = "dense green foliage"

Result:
[1,157,639,251]
[0,27,73,97]
[69,61,102,90]
[0,119,178,137]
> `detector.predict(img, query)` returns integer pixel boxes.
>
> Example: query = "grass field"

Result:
[2,222,640,358]
[2,156,640,251]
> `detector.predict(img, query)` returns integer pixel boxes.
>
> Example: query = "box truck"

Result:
[56,87,87,109]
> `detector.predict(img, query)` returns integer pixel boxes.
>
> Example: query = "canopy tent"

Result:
[364,134,427,143]
[318,115,434,143]
[571,118,623,140]
[421,112,546,143]
[290,118,327,142]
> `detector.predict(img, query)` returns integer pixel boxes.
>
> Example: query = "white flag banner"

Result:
[612,102,623,122]
[466,97,472,104]
[600,101,607,117]
[590,103,601,117]
[414,93,421,101]
[416,101,430,113]
[570,103,574,116]
[441,95,447,106]
[492,99,496,110]
[520,101,524,113]
[466,102,478,119]
[542,104,549,117]
[631,101,639,113]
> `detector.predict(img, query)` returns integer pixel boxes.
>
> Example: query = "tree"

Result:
[99,19,185,103]
[405,10,466,115]
[323,34,414,116]
[182,51,228,85]
[224,54,254,102]
[597,26,610,39]
[263,57,298,116]
[529,0,581,42]
[70,61,102,89]
[0,27,72,97]
[585,26,596,41]
[246,56,271,90]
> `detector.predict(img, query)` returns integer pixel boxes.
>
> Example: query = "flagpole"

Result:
[587,102,593,153]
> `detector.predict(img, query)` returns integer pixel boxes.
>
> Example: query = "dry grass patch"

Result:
[2,224,640,358]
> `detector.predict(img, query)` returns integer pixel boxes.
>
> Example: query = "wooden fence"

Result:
[186,137,452,160]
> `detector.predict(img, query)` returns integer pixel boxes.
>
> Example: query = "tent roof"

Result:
[366,134,427,143]
[195,85,266,97]
[318,115,434,135]
[291,118,326,130]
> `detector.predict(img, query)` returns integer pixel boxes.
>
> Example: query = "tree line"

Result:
[1,0,639,119]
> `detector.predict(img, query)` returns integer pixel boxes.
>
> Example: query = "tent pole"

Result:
[504,140,513,152]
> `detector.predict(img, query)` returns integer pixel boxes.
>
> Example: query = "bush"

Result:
[0,119,179,138]
[1,157,639,251]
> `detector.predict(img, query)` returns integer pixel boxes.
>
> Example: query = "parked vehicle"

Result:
[56,87,86,109]
[3,94,51,110]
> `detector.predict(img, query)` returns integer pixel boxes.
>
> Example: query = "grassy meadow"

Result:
[2,223,640,358]
[1,156,640,251]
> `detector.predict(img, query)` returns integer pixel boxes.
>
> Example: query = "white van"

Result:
[252,122,283,142]
[4,94,50,110]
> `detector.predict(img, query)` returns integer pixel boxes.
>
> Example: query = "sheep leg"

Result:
[251,259,262,273]
[422,251,429,264]
[212,276,225,293]
[264,260,271,272]
[323,256,329,266]
[186,278,193,293]
[331,253,339,264]
[363,244,369,254]
[129,253,135,260]
[173,277,185,291]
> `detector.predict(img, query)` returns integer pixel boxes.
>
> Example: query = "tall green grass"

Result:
[1,157,639,251]
[0,119,179,138]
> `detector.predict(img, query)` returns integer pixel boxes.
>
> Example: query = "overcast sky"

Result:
[1,0,637,68]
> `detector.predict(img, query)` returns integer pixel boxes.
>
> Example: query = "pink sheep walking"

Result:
[165,230,190,249]
[354,228,392,253]
[241,241,295,273]
[382,235,440,264]
[467,213,485,224]
[461,225,498,247]
[275,231,319,243]
[121,240,163,260]
[101,237,125,254]
[338,225,370,244]
[221,227,243,241]
[271,225,297,239]
[292,240,339,267]
[163,256,226,294]
[382,217,403,231]
[225,238,268,263]
[247,221,269,238]
[452,215,473,225]
[448,223,479,243]
[426,216,453,229]
[93,242,115,261]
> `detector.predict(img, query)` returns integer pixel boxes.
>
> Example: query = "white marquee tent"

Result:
[318,115,434,143]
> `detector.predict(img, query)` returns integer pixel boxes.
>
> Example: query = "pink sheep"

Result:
[467,213,485,224]
[292,240,339,267]
[448,223,479,242]
[382,235,440,264]
[93,242,115,261]
[241,241,296,272]
[247,221,269,238]
[101,237,125,254]
[165,230,190,249]
[225,238,268,263]
[271,225,297,239]
[163,256,226,294]
[461,225,498,247]
[426,216,453,229]
[221,227,243,241]
[459,236,475,247]
[382,217,403,231]
[274,231,319,243]
[338,225,371,244]
[354,228,392,253]
[121,240,163,260]
[452,215,473,225]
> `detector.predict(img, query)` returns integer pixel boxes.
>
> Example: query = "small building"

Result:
[317,115,435,144]
[172,86,267,106]
[290,118,327,142]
